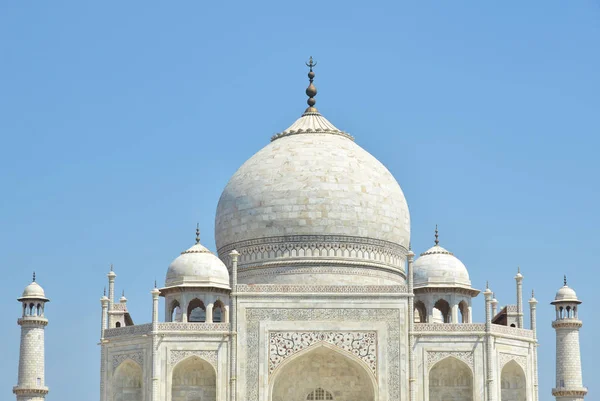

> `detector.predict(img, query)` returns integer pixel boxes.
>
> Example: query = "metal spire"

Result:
[154,280,157,289]
[110,263,113,272]
[195,223,200,244]
[304,56,318,114]
[104,287,106,296]
[434,225,439,246]
[532,289,535,298]
[32,271,36,282]
[564,275,567,286]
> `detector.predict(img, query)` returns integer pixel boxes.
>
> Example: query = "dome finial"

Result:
[304,56,318,114]
[564,275,567,286]
[103,287,106,296]
[434,224,439,246]
[195,223,200,245]
[32,271,36,282]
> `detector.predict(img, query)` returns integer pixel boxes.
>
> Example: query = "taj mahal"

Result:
[12,59,587,401]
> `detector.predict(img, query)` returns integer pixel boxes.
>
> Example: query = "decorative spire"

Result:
[103,287,106,296]
[304,56,318,114]
[518,266,521,274]
[32,271,36,282]
[564,275,567,286]
[434,224,439,246]
[532,289,535,298]
[195,223,200,244]
[154,280,157,289]
[110,263,113,272]
[486,280,489,289]
[122,290,125,297]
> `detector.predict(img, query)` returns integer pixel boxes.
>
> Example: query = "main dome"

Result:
[215,105,410,285]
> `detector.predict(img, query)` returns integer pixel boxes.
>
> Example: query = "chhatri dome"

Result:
[164,225,230,290]
[18,272,49,302]
[215,57,410,285]
[413,226,472,289]
[552,276,581,304]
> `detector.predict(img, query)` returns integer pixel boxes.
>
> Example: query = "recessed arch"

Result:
[170,300,181,322]
[429,356,473,401]
[501,360,526,401]
[187,298,206,322]
[172,355,216,401]
[113,359,142,401]
[433,299,451,323]
[458,300,469,323]
[414,300,427,323]
[213,299,225,323]
[270,344,376,401]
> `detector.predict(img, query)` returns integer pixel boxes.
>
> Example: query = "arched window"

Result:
[459,301,469,323]
[170,300,181,322]
[116,322,121,328]
[307,387,334,400]
[113,360,142,401]
[37,304,42,317]
[414,301,427,323]
[566,306,572,318]
[187,299,206,323]
[29,303,35,316]
[172,356,216,401]
[559,306,564,319]
[433,299,451,323]
[501,360,526,401]
[429,357,473,401]
[23,303,28,316]
[213,300,224,323]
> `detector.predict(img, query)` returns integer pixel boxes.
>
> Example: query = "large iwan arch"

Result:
[271,345,376,401]
[429,357,473,401]
[501,360,526,401]
[113,359,142,401]
[171,356,216,401]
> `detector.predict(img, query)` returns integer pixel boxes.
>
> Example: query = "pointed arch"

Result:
[458,301,469,323]
[271,344,376,401]
[170,300,181,322]
[433,299,451,323]
[113,359,142,401]
[187,298,206,322]
[414,300,427,323]
[429,356,473,401]
[213,299,225,323]
[172,355,216,401]
[501,360,526,401]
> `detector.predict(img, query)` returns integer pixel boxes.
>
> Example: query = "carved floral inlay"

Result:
[269,331,377,375]
[498,352,527,370]
[112,351,143,369]
[169,350,218,371]
[426,351,474,370]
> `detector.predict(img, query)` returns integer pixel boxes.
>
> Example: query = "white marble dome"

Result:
[553,284,580,303]
[413,244,472,289]
[19,281,49,301]
[165,242,230,290]
[215,110,410,285]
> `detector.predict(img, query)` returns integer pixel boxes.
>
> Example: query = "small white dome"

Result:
[165,242,230,290]
[553,285,580,303]
[413,245,472,289]
[19,281,48,301]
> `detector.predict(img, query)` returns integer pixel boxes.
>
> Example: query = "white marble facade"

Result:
[91,70,582,401]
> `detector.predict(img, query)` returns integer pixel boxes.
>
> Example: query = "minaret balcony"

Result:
[551,319,583,329]
[552,387,588,397]
[13,385,49,395]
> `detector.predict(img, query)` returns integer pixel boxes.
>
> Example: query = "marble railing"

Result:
[490,324,534,338]
[104,323,152,338]
[414,323,485,332]
[103,322,230,338]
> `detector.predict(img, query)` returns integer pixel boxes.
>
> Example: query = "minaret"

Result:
[529,290,539,401]
[552,276,587,401]
[107,264,116,328]
[13,273,50,401]
[483,282,495,401]
[515,267,524,328]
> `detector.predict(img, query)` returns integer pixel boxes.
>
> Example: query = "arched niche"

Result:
[113,360,142,401]
[433,299,451,323]
[414,300,427,323]
[187,299,206,322]
[458,300,469,323]
[172,355,216,401]
[271,345,376,401]
[501,360,526,401]
[429,357,473,401]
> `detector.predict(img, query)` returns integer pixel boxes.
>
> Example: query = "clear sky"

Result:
[1,1,598,400]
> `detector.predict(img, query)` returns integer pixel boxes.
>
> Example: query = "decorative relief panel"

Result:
[237,284,406,294]
[269,331,377,375]
[157,322,230,332]
[104,323,152,338]
[112,351,143,369]
[498,353,527,371]
[414,323,485,333]
[490,324,534,339]
[169,350,218,371]
[246,308,401,401]
[426,351,474,371]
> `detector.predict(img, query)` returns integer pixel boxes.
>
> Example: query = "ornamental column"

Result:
[14,273,50,401]
[515,268,524,328]
[529,290,539,401]
[151,283,160,401]
[484,283,495,401]
[99,289,109,401]
[552,277,587,401]
[407,247,416,401]
[229,250,240,401]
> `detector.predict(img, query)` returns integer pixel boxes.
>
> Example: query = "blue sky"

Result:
[1,1,598,400]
